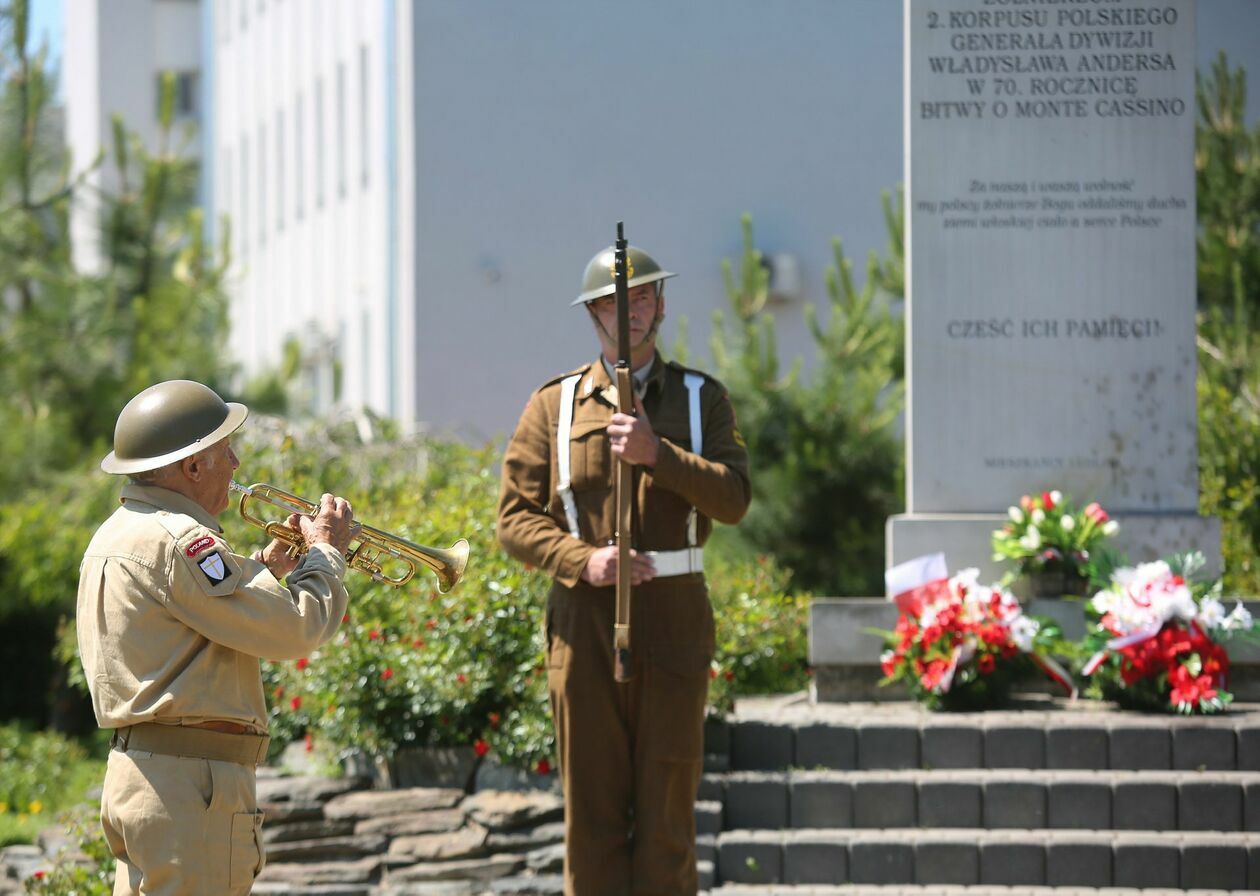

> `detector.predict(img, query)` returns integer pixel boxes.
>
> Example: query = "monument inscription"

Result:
[905,0,1196,515]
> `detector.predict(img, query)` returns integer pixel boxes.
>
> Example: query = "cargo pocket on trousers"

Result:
[229,811,265,888]
[644,646,711,761]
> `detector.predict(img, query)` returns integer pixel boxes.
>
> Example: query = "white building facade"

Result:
[65,0,202,272]
[63,1,1260,439]
[210,0,412,419]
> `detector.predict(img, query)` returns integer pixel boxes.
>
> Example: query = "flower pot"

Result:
[1016,570,1090,601]
[379,744,481,792]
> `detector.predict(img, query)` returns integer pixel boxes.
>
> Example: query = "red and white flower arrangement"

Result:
[1081,556,1253,714]
[879,554,1071,710]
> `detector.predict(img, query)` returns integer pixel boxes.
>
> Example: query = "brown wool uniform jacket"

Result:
[498,354,751,580]
[77,483,349,733]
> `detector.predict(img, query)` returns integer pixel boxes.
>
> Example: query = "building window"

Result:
[258,122,266,246]
[240,136,249,260]
[336,60,347,199]
[295,92,305,220]
[358,44,369,189]
[315,77,325,209]
[221,147,232,244]
[276,109,285,232]
[158,71,198,119]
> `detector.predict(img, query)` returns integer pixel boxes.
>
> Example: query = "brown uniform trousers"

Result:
[499,354,750,895]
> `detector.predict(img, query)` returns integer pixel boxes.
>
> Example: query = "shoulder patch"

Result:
[173,526,243,597]
[186,535,217,557]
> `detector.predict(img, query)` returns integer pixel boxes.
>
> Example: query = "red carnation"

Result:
[296,657,309,670]
[369,629,381,641]
[1041,491,1056,510]
[290,696,302,711]
[474,739,489,757]
[536,758,552,775]
[977,653,997,675]
[381,667,394,680]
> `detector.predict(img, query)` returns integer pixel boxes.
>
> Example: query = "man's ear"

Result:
[182,452,203,482]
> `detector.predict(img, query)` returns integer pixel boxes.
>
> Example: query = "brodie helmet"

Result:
[100,380,248,475]
[572,245,676,306]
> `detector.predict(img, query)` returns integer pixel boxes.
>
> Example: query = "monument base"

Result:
[887,512,1221,585]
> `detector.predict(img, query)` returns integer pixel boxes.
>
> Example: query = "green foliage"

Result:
[231,419,808,771]
[23,802,116,895]
[708,210,904,596]
[0,724,87,818]
[705,552,811,715]
[0,726,104,857]
[1195,54,1260,595]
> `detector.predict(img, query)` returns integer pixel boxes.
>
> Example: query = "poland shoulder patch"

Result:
[198,551,228,584]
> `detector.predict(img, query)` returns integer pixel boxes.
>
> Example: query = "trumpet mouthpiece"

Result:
[228,481,253,496]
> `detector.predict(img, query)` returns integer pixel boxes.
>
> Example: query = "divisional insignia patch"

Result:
[198,551,227,584]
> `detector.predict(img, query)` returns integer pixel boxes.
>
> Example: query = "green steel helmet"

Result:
[100,379,249,475]
[572,245,677,306]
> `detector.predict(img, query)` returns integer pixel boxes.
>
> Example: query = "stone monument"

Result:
[813,0,1220,699]
[888,0,1217,581]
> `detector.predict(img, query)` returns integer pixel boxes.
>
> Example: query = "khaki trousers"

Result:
[546,577,714,896]
[100,748,264,895]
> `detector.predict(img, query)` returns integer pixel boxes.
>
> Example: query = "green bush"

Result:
[23,802,115,896]
[1195,54,1260,596]
[237,418,809,771]
[707,212,904,597]
[0,725,86,819]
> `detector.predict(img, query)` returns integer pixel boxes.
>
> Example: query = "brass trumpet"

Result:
[229,481,469,592]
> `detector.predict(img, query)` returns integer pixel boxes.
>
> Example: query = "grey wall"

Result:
[411,0,1260,440]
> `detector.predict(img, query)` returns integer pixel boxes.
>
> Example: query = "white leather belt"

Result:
[646,547,704,578]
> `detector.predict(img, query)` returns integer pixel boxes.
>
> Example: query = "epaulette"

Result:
[536,362,593,393]
[666,359,719,387]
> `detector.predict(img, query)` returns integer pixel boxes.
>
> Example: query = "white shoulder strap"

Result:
[683,372,704,545]
[555,374,582,539]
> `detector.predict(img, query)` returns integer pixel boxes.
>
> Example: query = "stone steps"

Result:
[710,887,1260,896]
[720,697,1260,773]
[713,828,1260,890]
[693,697,1260,892]
[708,769,1260,832]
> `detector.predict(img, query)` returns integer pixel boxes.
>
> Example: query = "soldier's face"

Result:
[188,437,240,516]
[588,283,664,361]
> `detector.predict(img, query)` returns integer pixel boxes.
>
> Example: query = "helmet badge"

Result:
[609,256,634,280]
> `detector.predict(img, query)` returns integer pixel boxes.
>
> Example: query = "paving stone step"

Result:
[719,697,1260,772]
[712,768,1260,832]
[707,887,1260,895]
[713,828,1260,890]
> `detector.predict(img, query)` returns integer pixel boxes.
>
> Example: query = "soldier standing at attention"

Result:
[77,379,355,895]
[498,243,751,895]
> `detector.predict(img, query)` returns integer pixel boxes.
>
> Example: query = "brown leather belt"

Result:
[109,723,270,766]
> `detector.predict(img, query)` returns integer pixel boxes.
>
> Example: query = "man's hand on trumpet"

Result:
[256,495,355,579]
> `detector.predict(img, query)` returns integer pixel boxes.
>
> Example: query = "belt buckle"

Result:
[111,727,132,751]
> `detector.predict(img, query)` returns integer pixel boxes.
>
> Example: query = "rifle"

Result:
[612,222,635,683]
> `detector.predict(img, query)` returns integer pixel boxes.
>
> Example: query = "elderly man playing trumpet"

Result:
[77,379,354,895]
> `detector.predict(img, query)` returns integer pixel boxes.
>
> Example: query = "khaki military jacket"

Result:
[77,483,349,732]
[498,353,751,586]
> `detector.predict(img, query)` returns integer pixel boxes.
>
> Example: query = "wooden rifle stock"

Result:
[612,222,635,683]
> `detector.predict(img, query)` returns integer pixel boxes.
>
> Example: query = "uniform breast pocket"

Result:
[567,419,610,491]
